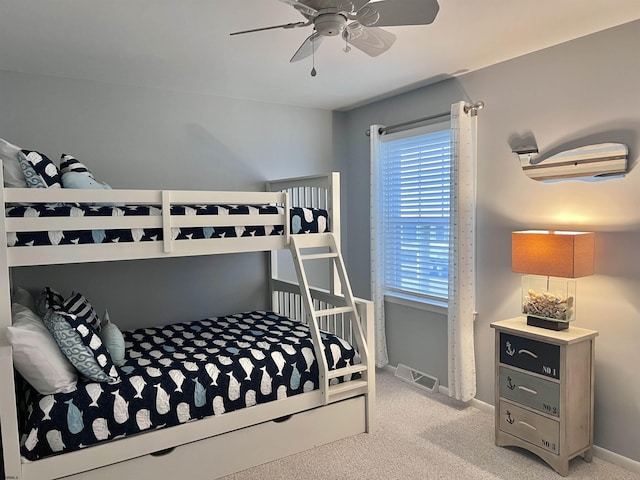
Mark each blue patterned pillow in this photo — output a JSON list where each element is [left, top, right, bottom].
[[43, 309, 120, 384], [17, 152, 48, 188], [63, 291, 101, 332], [19, 150, 61, 188]]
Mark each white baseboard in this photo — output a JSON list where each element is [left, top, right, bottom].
[[381, 364, 640, 474], [593, 446, 640, 474]]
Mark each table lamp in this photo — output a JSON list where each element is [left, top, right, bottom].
[[512, 230, 594, 330]]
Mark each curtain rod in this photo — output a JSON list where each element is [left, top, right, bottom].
[[365, 100, 484, 136]]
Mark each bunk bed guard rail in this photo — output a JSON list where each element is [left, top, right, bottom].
[[0, 187, 291, 267]]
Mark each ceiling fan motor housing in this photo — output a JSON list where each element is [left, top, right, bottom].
[[315, 13, 347, 36]]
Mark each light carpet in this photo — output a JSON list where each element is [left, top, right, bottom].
[[221, 369, 640, 480]]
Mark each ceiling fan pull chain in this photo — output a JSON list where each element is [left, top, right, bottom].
[[343, 30, 351, 52], [311, 36, 317, 77]]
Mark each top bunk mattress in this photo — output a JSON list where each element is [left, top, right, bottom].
[[6, 203, 329, 247]]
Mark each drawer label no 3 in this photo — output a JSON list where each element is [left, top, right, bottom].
[[499, 401, 560, 455]]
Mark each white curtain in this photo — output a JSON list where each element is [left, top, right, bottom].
[[369, 124, 389, 368], [447, 101, 477, 402]]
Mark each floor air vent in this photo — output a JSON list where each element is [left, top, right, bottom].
[[395, 363, 439, 393]]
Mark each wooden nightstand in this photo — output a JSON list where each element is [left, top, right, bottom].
[[490, 317, 598, 476]]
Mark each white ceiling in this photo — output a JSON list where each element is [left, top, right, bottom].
[[1, 0, 640, 111]]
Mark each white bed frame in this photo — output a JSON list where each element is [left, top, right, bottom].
[[0, 170, 375, 480]]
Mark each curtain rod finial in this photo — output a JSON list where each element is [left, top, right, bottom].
[[464, 101, 485, 115]]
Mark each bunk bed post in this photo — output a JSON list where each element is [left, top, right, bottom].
[[328, 172, 341, 296], [357, 298, 376, 433], [0, 162, 23, 480], [161, 190, 172, 253], [267, 193, 288, 312]]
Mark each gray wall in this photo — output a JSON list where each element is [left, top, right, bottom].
[[0, 70, 344, 330], [340, 20, 640, 462]]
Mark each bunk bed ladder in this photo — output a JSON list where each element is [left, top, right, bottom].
[[289, 233, 369, 404]]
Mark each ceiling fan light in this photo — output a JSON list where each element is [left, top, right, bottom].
[[314, 13, 347, 36]]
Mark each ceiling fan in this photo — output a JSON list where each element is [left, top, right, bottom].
[[230, 0, 439, 72]]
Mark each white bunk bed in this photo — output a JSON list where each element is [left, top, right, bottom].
[[0, 169, 375, 480]]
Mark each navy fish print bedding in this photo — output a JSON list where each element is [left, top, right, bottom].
[[6, 204, 329, 247], [17, 311, 357, 461]]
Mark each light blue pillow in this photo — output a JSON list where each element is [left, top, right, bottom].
[[99, 310, 125, 366], [43, 309, 120, 384], [61, 171, 111, 190], [61, 171, 123, 206]]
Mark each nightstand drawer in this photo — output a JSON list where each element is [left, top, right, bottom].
[[499, 366, 560, 416], [499, 332, 560, 379], [499, 401, 560, 455]]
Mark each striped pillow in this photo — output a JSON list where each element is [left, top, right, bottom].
[[63, 291, 101, 332], [36, 287, 65, 318], [60, 154, 95, 178]]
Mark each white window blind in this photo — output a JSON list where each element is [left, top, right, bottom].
[[380, 123, 451, 302]]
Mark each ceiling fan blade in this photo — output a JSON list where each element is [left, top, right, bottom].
[[293, 0, 345, 11], [360, 0, 439, 27], [349, 0, 372, 12], [290, 33, 324, 62], [345, 23, 396, 57], [278, 0, 318, 17], [306, 0, 371, 13], [230, 21, 308, 36]]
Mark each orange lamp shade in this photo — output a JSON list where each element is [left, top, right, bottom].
[[512, 231, 595, 278]]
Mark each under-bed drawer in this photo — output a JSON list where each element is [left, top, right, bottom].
[[59, 396, 366, 480]]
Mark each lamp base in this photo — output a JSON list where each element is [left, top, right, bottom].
[[526, 316, 569, 331]]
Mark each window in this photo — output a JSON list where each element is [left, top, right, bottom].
[[379, 122, 451, 304]]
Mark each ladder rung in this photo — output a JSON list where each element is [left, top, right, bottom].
[[328, 379, 368, 396], [290, 232, 334, 248], [300, 252, 339, 261], [327, 364, 368, 379], [313, 306, 353, 318]]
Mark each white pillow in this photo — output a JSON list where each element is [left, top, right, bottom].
[[0, 137, 28, 188], [12, 286, 38, 313], [7, 303, 78, 394]]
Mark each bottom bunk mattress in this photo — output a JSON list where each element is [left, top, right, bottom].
[[17, 310, 358, 461]]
